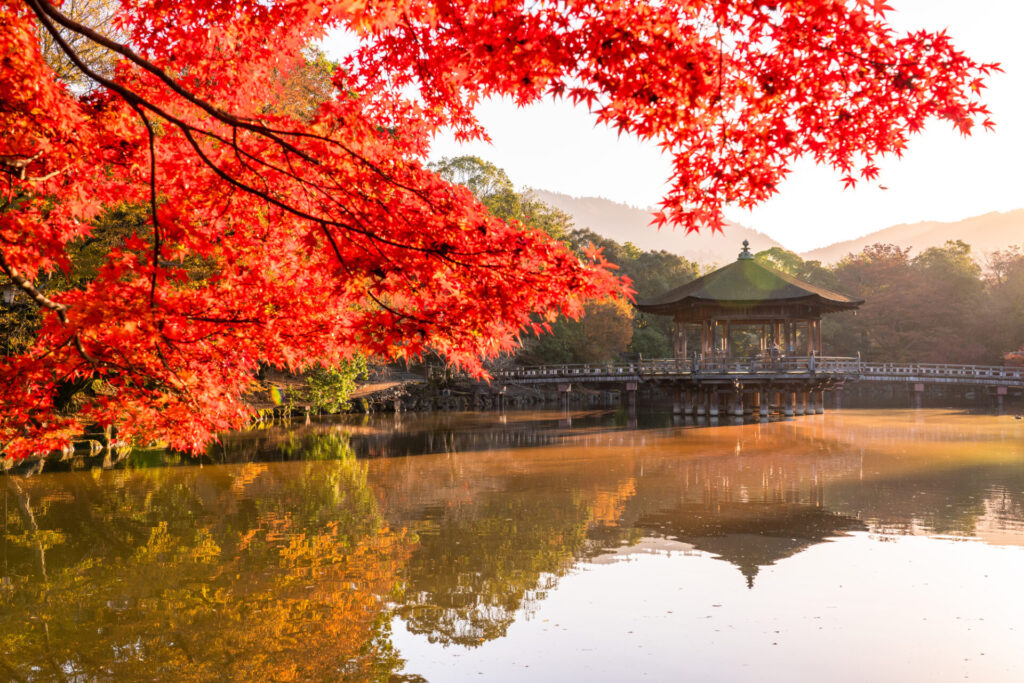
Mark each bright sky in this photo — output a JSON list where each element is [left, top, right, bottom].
[[328, 1, 1023, 252]]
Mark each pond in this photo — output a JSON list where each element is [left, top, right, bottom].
[[2, 408, 1023, 681]]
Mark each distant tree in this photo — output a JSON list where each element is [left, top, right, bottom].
[[432, 156, 573, 241], [580, 297, 634, 363], [754, 247, 838, 290], [265, 46, 339, 122], [827, 241, 999, 364], [564, 229, 700, 358], [754, 247, 806, 276], [829, 244, 917, 360], [908, 241, 986, 362], [985, 246, 1024, 364]]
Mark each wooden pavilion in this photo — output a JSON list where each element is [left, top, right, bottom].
[[637, 241, 863, 361]]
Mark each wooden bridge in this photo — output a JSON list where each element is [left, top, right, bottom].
[[492, 357, 1024, 415], [495, 357, 1024, 387]]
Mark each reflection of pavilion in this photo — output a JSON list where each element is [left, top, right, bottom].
[[636, 502, 865, 588]]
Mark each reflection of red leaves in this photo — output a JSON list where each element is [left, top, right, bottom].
[[0, 0, 995, 458]]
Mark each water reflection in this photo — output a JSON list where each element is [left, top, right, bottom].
[[1, 439, 415, 681], [1, 409, 1023, 680]]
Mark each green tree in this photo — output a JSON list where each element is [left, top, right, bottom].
[[431, 156, 573, 241], [563, 229, 699, 359], [304, 356, 368, 413], [754, 247, 837, 290]]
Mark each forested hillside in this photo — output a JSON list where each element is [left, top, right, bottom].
[[758, 243, 1024, 365], [802, 210, 1024, 264]]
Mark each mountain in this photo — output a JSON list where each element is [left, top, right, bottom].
[[800, 210, 1024, 263], [530, 189, 784, 266]]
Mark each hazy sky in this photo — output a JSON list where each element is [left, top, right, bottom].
[[328, 1, 1022, 252]]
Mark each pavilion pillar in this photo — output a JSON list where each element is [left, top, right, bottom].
[[806, 321, 814, 356], [724, 322, 732, 359], [681, 323, 688, 360]]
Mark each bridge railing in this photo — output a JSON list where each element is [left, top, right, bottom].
[[493, 358, 1024, 384], [493, 356, 860, 380], [859, 362, 1024, 381]]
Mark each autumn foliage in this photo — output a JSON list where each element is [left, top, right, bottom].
[[0, 0, 996, 458]]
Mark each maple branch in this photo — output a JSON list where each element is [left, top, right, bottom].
[[125, 101, 162, 309], [25, 0, 444, 212], [0, 249, 69, 323], [0, 242, 100, 367], [24, 165, 71, 184], [0, 151, 43, 180], [28, 0, 519, 279]]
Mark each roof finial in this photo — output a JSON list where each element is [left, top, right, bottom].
[[738, 239, 754, 260]]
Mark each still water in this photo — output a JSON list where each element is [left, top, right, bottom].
[[2, 408, 1023, 681]]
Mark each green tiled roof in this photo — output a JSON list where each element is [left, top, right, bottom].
[[637, 257, 862, 314]]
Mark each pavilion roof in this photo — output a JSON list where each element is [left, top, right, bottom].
[[636, 244, 863, 316]]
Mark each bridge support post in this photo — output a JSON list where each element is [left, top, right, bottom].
[[759, 389, 769, 418], [558, 383, 571, 411], [912, 383, 924, 409], [783, 391, 794, 417], [995, 385, 1007, 414], [709, 388, 719, 417], [684, 387, 694, 415], [832, 386, 843, 410], [794, 391, 806, 416], [673, 387, 683, 415], [696, 387, 706, 417], [625, 382, 637, 413], [743, 391, 754, 416], [814, 390, 825, 414]]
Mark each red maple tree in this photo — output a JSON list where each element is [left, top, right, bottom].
[[0, 0, 996, 458]]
